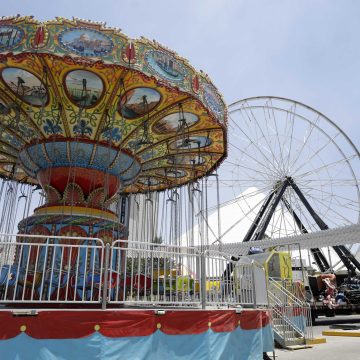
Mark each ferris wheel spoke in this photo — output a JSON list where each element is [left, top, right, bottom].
[[205, 179, 268, 188], [230, 115, 282, 174], [218, 192, 273, 242], [224, 157, 270, 178], [275, 204, 287, 237], [228, 131, 282, 180], [291, 132, 341, 175], [284, 103, 297, 172], [213, 178, 275, 182], [224, 166, 271, 185], [287, 114, 321, 171], [284, 202, 300, 236], [258, 115, 282, 171], [281, 201, 293, 237], [300, 187, 357, 215], [227, 144, 279, 179], [296, 178, 357, 185], [275, 206, 284, 238], [235, 185, 274, 202], [268, 205, 278, 238], [265, 100, 287, 171], [206, 184, 273, 212], [297, 185, 358, 210], [300, 191, 354, 226], [244, 102, 284, 171], [295, 154, 357, 179]]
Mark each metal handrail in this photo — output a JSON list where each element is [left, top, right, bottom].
[[268, 292, 305, 336], [268, 277, 306, 308], [268, 277, 313, 346], [0, 238, 266, 310]]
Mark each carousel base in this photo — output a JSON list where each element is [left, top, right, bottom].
[[0, 309, 273, 360]]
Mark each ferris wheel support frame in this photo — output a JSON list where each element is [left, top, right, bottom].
[[229, 176, 360, 275], [250, 180, 288, 242], [281, 197, 330, 272], [290, 178, 360, 275]]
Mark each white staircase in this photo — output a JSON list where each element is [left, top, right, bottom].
[[268, 278, 313, 348]]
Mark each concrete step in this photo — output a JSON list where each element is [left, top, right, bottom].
[[285, 344, 313, 350], [274, 330, 304, 339], [274, 331, 306, 348], [273, 325, 304, 336]]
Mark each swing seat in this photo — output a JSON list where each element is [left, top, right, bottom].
[[0, 265, 20, 287], [17, 271, 43, 287]]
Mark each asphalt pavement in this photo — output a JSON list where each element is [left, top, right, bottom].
[[271, 315, 360, 360]]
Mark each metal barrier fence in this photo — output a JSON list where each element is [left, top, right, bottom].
[[0, 234, 104, 304], [108, 240, 202, 307], [204, 250, 256, 307], [0, 235, 266, 309]]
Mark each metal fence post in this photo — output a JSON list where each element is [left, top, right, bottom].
[[200, 251, 206, 309], [251, 261, 257, 308], [102, 243, 111, 310]]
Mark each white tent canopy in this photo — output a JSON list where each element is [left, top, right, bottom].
[[180, 187, 298, 248]]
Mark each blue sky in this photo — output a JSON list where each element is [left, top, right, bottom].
[[3, 0, 360, 147]]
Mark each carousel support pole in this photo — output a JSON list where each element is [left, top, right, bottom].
[[200, 251, 206, 309], [102, 243, 111, 310]]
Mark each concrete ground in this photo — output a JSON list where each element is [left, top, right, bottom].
[[271, 315, 360, 360]]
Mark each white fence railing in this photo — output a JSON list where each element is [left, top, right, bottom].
[[0, 235, 267, 309], [108, 240, 201, 307], [0, 234, 104, 304], [204, 250, 268, 307]]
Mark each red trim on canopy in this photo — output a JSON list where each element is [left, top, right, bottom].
[[0, 309, 271, 340]]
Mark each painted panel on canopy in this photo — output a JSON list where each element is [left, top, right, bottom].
[[153, 112, 199, 134], [118, 87, 161, 119], [202, 83, 225, 122], [119, 91, 190, 150], [0, 57, 58, 140], [149, 98, 221, 142], [145, 50, 188, 82], [1, 67, 48, 107], [65, 70, 104, 108], [0, 25, 25, 51], [58, 28, 114, 57]]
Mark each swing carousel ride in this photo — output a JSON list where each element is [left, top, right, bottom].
[[0, 16, 227, 243]]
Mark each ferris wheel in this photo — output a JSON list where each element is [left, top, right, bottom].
[[218, 96, 360, 272]]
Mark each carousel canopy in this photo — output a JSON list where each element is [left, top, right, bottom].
[[0, 16, 227, 193]]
